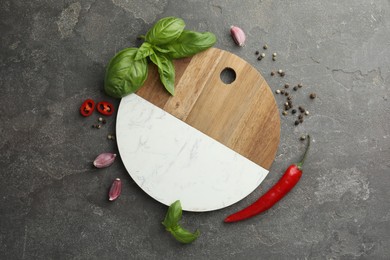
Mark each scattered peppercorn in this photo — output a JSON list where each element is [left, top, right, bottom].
[[257, 56, 262, 61], [293, 86, 298, 91], [284, 84, 290, 89], [281, 90, 285, 94], [92, 125, 96, 128], [272, 53, 277, 57], [275, 89, 281, 94], [278, 69, 283, 74], [298, 114, 304, 120], [98, 117, 103, 122], [305, 110, 309, 115], [263, 44, 268, 50], [310, 93, 317, 99], [292, 109, 297, 114], [299, 118, 304, 123], [96, 124, 101, 129], [294, 120, 299, 126], [284, 92, 289, 96], [272, 57, 276, 61], [102, 119, 107, 124], [298, 83, 303, 88], [287, 96, 292, 100], [261, 53, 266, 58], [299, 106, 305, 113], [271, 71, 275, 76], [255, 51, 259, 55], [282, 111, 288, 116], [280, 72, 285, 77], [300, 135, 306, 141]]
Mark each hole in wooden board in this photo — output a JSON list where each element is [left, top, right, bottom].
[[220, 67, 236, 84]]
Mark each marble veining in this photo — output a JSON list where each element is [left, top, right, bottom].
[[116, 94, 269, 212]]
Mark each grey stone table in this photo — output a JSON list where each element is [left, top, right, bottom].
[[1, 0, 389, 259]]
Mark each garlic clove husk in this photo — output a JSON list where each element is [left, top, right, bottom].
[[109, 178, 122, 201], [93, 153, 117, 168], [230, 26, 246, 47]]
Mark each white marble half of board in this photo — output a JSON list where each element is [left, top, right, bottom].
[[116, 94, 269, 212]]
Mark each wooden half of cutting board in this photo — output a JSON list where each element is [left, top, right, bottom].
[[136, 48, 280, 170]]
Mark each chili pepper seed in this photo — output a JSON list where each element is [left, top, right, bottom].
[[310, 93, 317, 99], [107, 134, 112, 140], [305, 110, 309, 115], [278, 69, 283, 74], [98, 117, 103, 122]]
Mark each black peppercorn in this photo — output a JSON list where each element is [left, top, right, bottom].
[[310, 93, 317, 99], [298, 114, 304, 120], [284, 92, 289, 96], [298, 83, 303, 88], [257, 56, 262, 60], [271, 71, 275, 76], [284, 84, 290, 89], [263, 45, 268, 50], [287, 96, 292, 101], [281, 90, 285, 94], [299, 118, 304, 123], [294, 120, 299, 126], [292, 109, 297, 114], [280, 72, 285, 77], [255, 51, 260, 55], [293, 86, 298, 91]]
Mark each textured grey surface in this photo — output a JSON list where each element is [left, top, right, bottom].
[[1, 0, 389, 259]]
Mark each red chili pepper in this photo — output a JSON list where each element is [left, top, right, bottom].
[[97, 101, 114, 116], [224, 135, 311, 223], [80, 99, 95, 117]]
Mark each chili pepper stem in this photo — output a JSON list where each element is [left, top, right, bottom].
[[296, 135, 310, 169]]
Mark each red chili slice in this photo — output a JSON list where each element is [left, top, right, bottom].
[[97, 101, 114, 116], [80, 99, 95, 117]]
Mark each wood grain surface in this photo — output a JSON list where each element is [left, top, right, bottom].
[[136, 48, 280, 170]]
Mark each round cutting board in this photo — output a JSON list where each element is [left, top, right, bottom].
[[116, 48, 280, 211]]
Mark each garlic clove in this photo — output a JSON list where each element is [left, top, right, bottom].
[[230, 26, 246, 47], [93, 153, 117, 168], [109, 178, 122, 201]]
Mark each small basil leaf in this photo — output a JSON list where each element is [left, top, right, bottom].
[[162, 200, 182, 229], [150, 52, 175, 95], [145, 17, 185, 45], [152, 45, 171, 54], [169, 225, 200, 244], [104, 48, 148, 98], [160, 30, 217, 59], [134, 42, 154, 61]]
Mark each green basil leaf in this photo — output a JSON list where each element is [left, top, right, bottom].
[[152, 45, 171, 54], [134, 42, 154, 61], [162, 200, 182, 229], [145, 17, 185, 45], [169, 225, 200, 244], [104, 48, 148, 98], [150, 52, 175, 95], [160, 30, 217, 59]]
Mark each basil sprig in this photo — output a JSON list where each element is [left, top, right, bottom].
[[104, 17, 216, 98], [162, 200, 200, 244]]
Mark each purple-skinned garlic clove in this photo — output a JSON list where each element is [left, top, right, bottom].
[[230, 26, 246, 47], [93, 153, 116, 168], [109, 178, 122, 201]]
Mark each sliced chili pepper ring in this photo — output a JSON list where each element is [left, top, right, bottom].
[[80, 99, 95, 117], [97, 101, 114, 116]]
